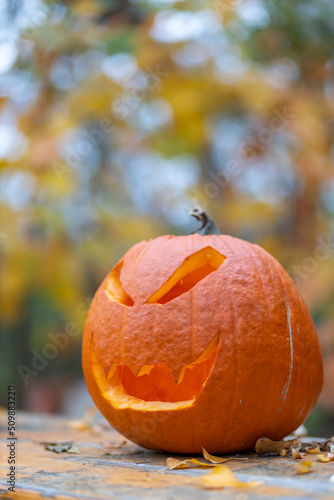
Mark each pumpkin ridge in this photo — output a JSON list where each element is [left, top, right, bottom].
[[189, 287, 197, 451], [235, 237, 253, 257], [281, 286, 302, 434], [227, 263, 239, 446], [253, 252, 275, 434], [275, 264, 296, 422], [120, 307, 126, 366]]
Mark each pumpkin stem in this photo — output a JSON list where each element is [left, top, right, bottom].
[[189, 207, 221, 236]]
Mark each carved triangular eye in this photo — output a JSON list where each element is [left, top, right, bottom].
[[105, 261, 134, 306], [147, 247, 226, 305]]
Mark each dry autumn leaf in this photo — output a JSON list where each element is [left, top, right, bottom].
[[166, 458, 217, 470], [292, 448, 307, 459], [166, 449, 249, 470], [70, 406, 97, 431], [321, 438, 334, 452], [201, 447, 248, 464], [202, 447, 227, 463], [101, 439, 128, 450], [41, 442, 81, 454], [306, 437, 334, 452], [66, 446, 81, 454], [255, 437, 301, 456], [199, 466, 263, 490], [317, 453, 334, 463], [296, 460, 312, 474], [306, 446, 321, 454]]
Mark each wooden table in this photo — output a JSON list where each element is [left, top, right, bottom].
[[1, 412, 333, 499]]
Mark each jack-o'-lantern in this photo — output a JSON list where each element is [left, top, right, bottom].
[[82, 209, 323, 454]]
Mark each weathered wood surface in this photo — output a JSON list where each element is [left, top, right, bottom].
[[0, 413, 334, 499]]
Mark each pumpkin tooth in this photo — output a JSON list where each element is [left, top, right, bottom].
[[137, 365, 155, 377], [128, 364, 142, 377], [170, 366, 183, 384], [107, 362, 118, 379], [178, 366, 186, 384]]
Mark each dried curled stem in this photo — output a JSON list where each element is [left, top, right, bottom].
[[189, 208, 221, 236]]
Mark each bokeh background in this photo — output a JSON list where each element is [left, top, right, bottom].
[[0, 0, 333, 436]]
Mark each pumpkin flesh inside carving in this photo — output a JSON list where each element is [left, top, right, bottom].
[[147, 246, 226, 304], [105, 261, 134, 306], [92, 333, 219, 409]]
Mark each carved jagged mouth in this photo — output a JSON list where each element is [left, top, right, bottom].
[[93, 333, 219, 406]]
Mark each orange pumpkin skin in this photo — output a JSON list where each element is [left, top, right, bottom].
[[82, 232, 323, 454]]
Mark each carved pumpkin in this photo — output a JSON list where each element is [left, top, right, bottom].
[[82, 209, 323, 454]]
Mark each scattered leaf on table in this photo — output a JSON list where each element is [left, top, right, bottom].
[[321, 437, 334, 452], [306, 437, 334, 452], [202, 447, 226, 463], [167, 451, 249, 470], [42, 441, 81, 454], [306, 446, 321, 454], [103, 450, 141, 457], [71, 421, 88, 431], [296, 460, 312, 474], [199, 465, 263, 489], [255, 437, 301, 456], [318, 453, 334, 463], [66, 446, 81, 454], [166, 458, 217, 470], [292, 448, 307, 459], [70, 406, 97, 431], [201, 447, 248, 464], [101, 439, 128, 450]]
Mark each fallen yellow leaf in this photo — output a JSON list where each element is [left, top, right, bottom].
[[296, 460, 312, 474], [306, 446, 321, 454], [166, 449, 249, 470], [70, 406, 97, 431], [166, 458, 217, 470], [188, 459, 218, 468], [317, 453, 334, 463], [202, 447, 227, 463], [201, 447, 248, 464], [292, 448, 307, 459], [200, 466, 263, 490]]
